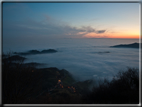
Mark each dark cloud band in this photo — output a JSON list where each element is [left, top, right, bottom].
[[96, 30, 106, 34]]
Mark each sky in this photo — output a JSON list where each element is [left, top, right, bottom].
[[2, 2, 140, 41]]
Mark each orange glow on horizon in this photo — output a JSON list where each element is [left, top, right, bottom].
[[107, 35, 139, 39], [106, 33, 139, 39], [82, 32, 139, 39]]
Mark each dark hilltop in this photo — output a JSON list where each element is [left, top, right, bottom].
[[2, 52, 139, 104], [14, 49, 57, 55], [110, 42, 140, 48]]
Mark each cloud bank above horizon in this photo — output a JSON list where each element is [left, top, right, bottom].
[[3, 3, 139, 40]]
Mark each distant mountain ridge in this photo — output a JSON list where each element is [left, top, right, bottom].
[[14, 49, 57, 55], [110, 42, 140, 48]]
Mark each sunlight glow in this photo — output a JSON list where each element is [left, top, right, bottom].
[[82, 32, 139, 39]]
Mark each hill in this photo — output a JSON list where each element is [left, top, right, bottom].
[[110, 42, 140, 48], [2, 54, 139, 104], [14, 49, 57, 55]]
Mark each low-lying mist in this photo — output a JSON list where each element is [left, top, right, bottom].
[[23, 45, 139, 81]]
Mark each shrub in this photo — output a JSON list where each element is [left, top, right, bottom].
[[2, 54, 43, 104], [82, 68, 139, 104]]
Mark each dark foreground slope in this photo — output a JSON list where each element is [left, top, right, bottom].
[[2, 54, 139, 104], [110, 42, 140, 48], [82, 68, 139, 104], [2, 54, 92, 104]]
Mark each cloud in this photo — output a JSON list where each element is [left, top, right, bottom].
[[3, 14, 106, 39], [78, 26, 106, 35], [43, 14, 51, 20], [81, 26, 95, 33], [96, 30, 106, 34]]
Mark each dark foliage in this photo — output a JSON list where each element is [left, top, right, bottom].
[[82, 68, 139, 104], [2, 53, 139, 104], [2, 54, 43, 104]]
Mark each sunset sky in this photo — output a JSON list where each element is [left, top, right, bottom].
[[3, 3, 140, 39]]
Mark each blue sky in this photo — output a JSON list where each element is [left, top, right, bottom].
[[3, 2, 140, 41]]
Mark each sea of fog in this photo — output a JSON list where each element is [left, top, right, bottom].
[[3, 38, 139, 81]]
